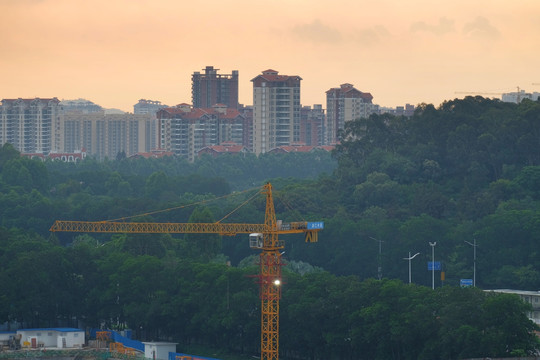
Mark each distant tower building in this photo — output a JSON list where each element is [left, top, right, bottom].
[[192, 66, 239, 109], [61, 98, 103, 114], [0, 98, 64, 153], [251, 69, 302, 154], [326, 84, 375, 144], [300, 104, 325, 146], [133, 99, 167, 117]]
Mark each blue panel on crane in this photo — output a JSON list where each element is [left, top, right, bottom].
[[307, 222, 324, 230]]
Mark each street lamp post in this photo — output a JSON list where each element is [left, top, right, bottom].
[[370, 236, 384, 280], [465, 239, 478, 287], [429, 242, 437, 289], [403, 252, 420, 284]]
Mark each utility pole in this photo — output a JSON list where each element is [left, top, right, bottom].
[[370, 237, 384, 280], [403, 252, 420, 284], [429, 242, 437, 289], [465, 239, 478, 287]]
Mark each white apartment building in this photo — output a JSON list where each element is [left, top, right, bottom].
[[0, 98, 64, 154], [251, 70, 302, 155], [326, 84, 376, 144]]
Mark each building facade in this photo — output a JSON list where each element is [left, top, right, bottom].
[[192, 66, 239, 109], [0, 98, 64, 154], [326, 83, 375, 144], [157, 104, 248, 162], [251, 69, 302, 155], [63, 112, 155, 160], [300, 104, 325, 146]]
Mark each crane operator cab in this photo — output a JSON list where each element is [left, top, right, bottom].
[[249, 233, 264, 249]]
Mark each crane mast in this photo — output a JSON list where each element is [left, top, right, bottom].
[[50, 183, 322, 360]]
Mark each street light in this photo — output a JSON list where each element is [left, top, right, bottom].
[[465, 239, 478, 287], [429, 242, 437, 289], [370, 236, 384, 280], [403, 252, 420, 284]]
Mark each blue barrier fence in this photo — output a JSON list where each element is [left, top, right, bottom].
[[168, 352, 221, 360], [90, 329, 144, 352]]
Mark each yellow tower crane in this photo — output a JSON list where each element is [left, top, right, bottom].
[[50, 182, 323, 360]]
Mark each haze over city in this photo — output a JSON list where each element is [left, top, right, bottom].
[[2, 0, 539, 112]]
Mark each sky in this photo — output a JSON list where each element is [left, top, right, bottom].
[[1, 0, 540, 112]]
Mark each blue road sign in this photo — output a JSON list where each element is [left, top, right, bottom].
[[427, 261, 441, 271], [460, 279, 473, 287]]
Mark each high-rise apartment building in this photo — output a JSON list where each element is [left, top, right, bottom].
[[157, 104, 248, 162], [0, 98, 64, 154], [64, 112, 155, 160], [300, 105, 325, 146], [192, 66, 239, 109], [326, 83, 375, 144], [251, 69, 302, 154]]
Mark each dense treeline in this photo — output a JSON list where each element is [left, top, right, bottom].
[[1, 96, 540, 359], [0, 232, 537, 359]]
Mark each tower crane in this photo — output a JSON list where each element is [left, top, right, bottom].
[[50, 182, 323, 360]]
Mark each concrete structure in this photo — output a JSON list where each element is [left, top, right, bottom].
[[502, 90, 540, 104], [143, 342, 177, 360], [22, 149, 87, 163], [64, 112, 156, 160], [251, 69, 302, 155], [326, 84, 375, 144], [488, 289, 540, 325], [192, 66, 239, 109], [157, 104, 248, 162], [0, 98, 64, 154], [17, 328, 84, 348]]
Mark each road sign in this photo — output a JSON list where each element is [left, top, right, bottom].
[[460, 279, 473, 287], [427, 261, 441, 271]]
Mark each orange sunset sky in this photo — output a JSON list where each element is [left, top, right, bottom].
[[1, 0, 539, 112]]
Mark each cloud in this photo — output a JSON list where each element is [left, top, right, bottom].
[[410, 17, 455, 35], [350, 25, 390, 46], [463, 16, 500, 40], [291, 19, 342, 44]]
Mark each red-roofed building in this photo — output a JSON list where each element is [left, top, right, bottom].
[[326, 84, 376, 144], [197, 141, 250, 157], [251, 70, 302, 155], [129, 149, 174, 159], [157, 104, 249, 162], [267, 144, 335, 154]]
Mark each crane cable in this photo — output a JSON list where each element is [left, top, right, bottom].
[[275, 190, 306, 222], [106, 186, 260, 222], [216, 187, 263, 223]]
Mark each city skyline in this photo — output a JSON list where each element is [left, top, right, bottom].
[[1, 0, 539, 112]]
